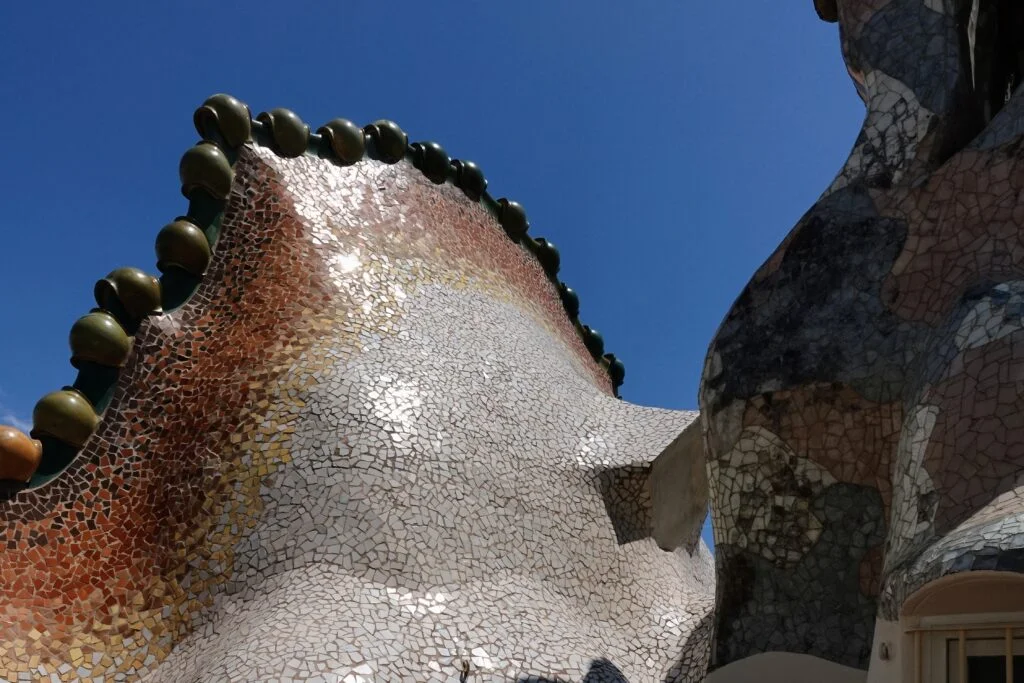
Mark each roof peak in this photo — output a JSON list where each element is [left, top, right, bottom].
[[0, 93, 626, 491]]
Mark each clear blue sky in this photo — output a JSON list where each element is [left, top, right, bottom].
[[0, 2, 864, 549]]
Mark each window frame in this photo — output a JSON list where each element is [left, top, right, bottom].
[[905, 612, 1024, 683]]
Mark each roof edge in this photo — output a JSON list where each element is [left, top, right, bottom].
[[0, 93, 626, 493]]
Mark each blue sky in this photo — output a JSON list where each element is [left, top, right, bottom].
[[0, 2, 863, 548]]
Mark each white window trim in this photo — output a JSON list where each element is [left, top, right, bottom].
[[916, 612, 1024, 629], [904, 615, 1024, 683]]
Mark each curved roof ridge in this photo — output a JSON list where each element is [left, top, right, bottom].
[[243, 99, 623, 390], [0, 93, 626, 492]]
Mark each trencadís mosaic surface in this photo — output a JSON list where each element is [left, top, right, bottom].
[[0, 96, 713, 681], [9, 1, 1024, 680], [702, 0, 1024, 672]]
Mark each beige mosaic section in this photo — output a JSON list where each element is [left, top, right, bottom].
[[131, 147, 716, 682]]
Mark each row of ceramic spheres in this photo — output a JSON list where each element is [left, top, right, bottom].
[[0, 93, 626, 484], [0, 267, 165, 484], [226, 97, 625, 382]]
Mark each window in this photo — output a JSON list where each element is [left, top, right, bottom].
[[900, 572, 1024, 683], [945, 632, 1024, 682], [909, 622, 1024, 682]]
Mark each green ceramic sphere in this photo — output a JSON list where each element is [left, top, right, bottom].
[[582, 325, 605, 360], [94, 267, 162, 320], [179, 141, 233, 200], [558, 283, 580, 318], [453, 160, 487, 201], [532, 237, 561, 277], [32, 388, 99, 449], [318, 118, 366, 165], [69, 311, 132, 368], [412, 141, 450, 184], [604, 353, 626, 389], [194, 93, 252, 148], [257, 108, 310, 158], [156, 219, 212, 277], [498, 198, 529, 241], [364, 120, 408, 163]]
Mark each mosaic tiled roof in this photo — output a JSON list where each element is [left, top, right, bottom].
[[0, 94, 627, 489], [0, 93, 714, 682]]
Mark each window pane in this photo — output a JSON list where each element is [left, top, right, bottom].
[[967, 655, 1004, 682]]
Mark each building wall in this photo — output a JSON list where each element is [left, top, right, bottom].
[[700, 0, 1024, 671], [0, 137, 714, 681], [868, 572, 1024, 683]]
